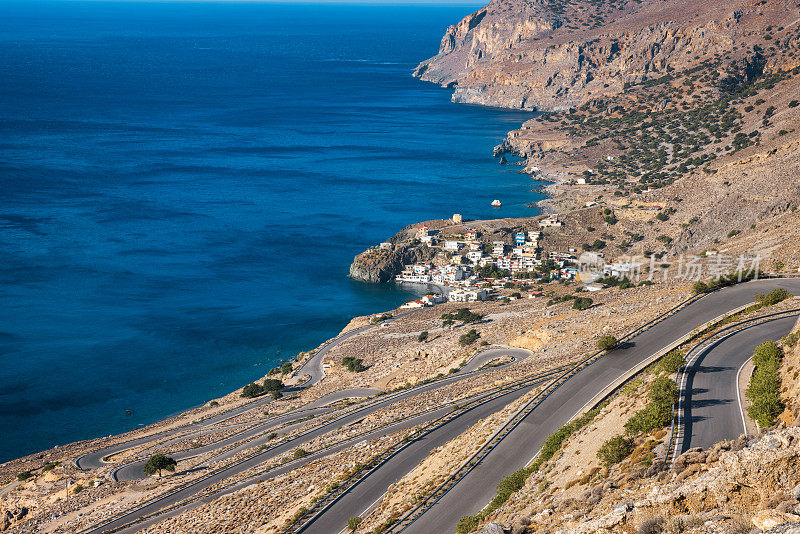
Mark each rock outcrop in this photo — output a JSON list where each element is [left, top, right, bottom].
[[349, 245, 437, 283]]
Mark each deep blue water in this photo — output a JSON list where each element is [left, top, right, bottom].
[[0, 1, 541, 461]]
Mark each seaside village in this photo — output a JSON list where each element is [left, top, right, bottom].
[[389, 215, 639, 310]]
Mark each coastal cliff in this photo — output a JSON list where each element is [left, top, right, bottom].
[[414, 0, 794, 111]]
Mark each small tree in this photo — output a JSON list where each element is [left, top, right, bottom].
[[572, 297, 593, 311], [241, 383, 264, 398], [280, 362, 294, 375], [417, 331, 429, 342], [263, 378, 284, 392], [348, 516, 363, 532], [143, 454, 177, 477], [342, 356, 366, 372], [597, 335, 618, 351], [459, 329, 480, 346]]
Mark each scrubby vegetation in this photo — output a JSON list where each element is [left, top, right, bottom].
[[533, 61, 794, 195], [572, 296, 594, 310], [442, 308, 483, 324], [655, 349, 686, 374], [597, 335, 618, 351], [755, 288, 793, 307], [624, 377, 678, 435], [746, 341, 784, 426], [459, 329, 480, 346], [597, 435, 634, 466], [342, 356, 367, 373]]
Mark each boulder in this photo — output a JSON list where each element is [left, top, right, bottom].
[[612, 502, 632, 514], [479, 523, 507, 534], [752, 509, 800, 530]]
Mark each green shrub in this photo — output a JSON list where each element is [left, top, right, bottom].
[[263, 378, 284, 392], [347, 516, 362, 532], [755, 288, 792, 307], [782, 331, 800, 348], [371, 313, 392, 324], [624, 377, 677, 435], [657, 350, 686, 374], [293, 448, 309, 459], [459, 329, 480, 346], [572, 297, 594, 310], [41, 462, 58, 472], [746, 341, 784, 426], [597, 335, 618, 351], [17, 471, 33, 481], [241, 383, 264, 398], [457, 467, 535, 533], [342, 356, 366, 372], [417, 331, 428, 342], [597, 435, 634, 466], [456, 515, 483, 534], [442, 308, 483, 324]]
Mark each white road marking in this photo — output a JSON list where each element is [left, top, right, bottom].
[[735, 357, 751, 436]]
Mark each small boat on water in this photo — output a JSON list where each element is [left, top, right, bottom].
[[491, 199, 502, 207]]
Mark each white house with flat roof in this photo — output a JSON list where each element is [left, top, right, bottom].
[[448, 288, 487, 302], [539, 215, 563, 228]]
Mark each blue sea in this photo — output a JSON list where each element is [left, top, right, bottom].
[[0, 1, 541, 461]]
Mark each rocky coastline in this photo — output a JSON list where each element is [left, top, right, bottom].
[[349, 245, 437, 284]]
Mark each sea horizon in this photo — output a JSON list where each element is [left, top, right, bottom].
[[0, 0, 543, 461]]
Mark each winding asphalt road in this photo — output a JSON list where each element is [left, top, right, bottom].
[[83, 278, 800, 534], [79, 308, 419, 474], [681, 315, 798, 451], [81, 347, 533, 533], [375, 278, 800, 534], [295, 309, 419, 387]]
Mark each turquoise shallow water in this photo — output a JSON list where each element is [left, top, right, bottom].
[[0, 1, 542, 461]]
